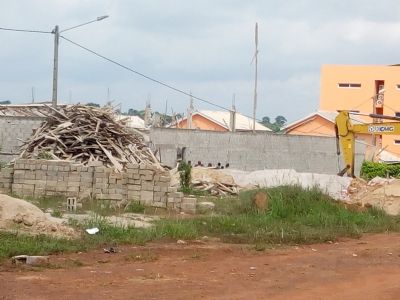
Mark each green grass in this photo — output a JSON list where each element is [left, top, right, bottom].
[[1, 185, 400, 261]]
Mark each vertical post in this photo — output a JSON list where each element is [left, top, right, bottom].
[[253, 22, 258, 133], [187, 94, 194, 129], [52, 25, 59, 107], [230, 94, 236, 132]]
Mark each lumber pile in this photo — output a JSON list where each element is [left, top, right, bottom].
[[191, 179, 239, 196], [19, 105, 162, 172]]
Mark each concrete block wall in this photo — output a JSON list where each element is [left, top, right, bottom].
[[0, 167, 12, 193], [150, 128, 366, 176], [0, 116, 44, 162], [2, 159, 188, 212]]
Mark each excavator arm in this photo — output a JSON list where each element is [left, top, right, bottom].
[[335, 111, 400, 177]]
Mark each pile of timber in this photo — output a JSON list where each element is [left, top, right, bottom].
[[19, 105, 162, 172], [191, 179, 239, 196]]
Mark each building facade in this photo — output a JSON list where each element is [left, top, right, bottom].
[[320, 64, 400, 154]]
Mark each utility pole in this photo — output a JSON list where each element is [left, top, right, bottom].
[[52, 25, 59, 107], [31, 87, 35, 103], [252, 22, 259, 133], [187, 94, 194, 129], [230, 93, 236, 132]]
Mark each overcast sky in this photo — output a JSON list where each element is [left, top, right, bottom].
[[1, 1, 400, 122]]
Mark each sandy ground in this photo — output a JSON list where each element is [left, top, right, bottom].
[[0, 194, 76, 238], [1, 233, 400, 300]]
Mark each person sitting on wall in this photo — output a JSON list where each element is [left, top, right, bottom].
[[207, 163, 213, 168], [215, 162, 221, 169], [225, 163, 230, 169]]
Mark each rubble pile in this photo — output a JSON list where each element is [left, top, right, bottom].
[[348, 176, 400, 215], [19, 105, 161, 172]]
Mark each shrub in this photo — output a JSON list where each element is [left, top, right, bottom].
[[361, 161, 400, 180], [178, 161, 192, 190]]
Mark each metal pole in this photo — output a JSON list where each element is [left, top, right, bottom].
[[253, 22, 258, 133], [52, 25, 59, 107]]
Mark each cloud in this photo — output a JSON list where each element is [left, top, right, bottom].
[[1, 0, 400, 122]]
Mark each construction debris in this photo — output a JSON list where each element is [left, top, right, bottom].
[[192, 179, 239, 196], [170, 167, 239, 196], [19, 105, 162, 172]]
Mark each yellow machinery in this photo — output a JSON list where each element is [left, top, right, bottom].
[[335, 110, 400, 177]]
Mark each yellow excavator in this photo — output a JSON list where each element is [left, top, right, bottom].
[[335, 110, 400, 177]]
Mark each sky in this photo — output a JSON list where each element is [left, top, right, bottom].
[[1, 1, 400, 122]]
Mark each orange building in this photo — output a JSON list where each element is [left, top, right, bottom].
[[285, 110, 372, 144], [320, 64, 400, 155], [172, 110, 270, 132]]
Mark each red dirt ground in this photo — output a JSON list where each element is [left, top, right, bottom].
[[1, 233, 400, 300]]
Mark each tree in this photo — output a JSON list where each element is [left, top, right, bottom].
[[0, 100, 11, 105], [86, 102, 100, 107], [275, 115, 287, 127], [260, 115, 287, 133], [262, 116, 270, 125]]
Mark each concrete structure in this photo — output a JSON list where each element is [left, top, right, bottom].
[[172, 110, 270, 132], [0, 116, 43, 162], [0, 159, 195, 213], [116, 115, 145, 129], [150, 128, 365, 176], [320, 64, 400, 154]]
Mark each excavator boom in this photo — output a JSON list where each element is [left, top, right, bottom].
[[335, 111, 400, 177]]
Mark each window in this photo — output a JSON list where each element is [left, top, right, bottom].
[[396, 112, 400, 118], [396, 84, 400, 90], [338, 83, 361, 88], [394, 139, 400, 145]]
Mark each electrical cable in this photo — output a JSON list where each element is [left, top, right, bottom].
[[0, 27, 51, 34], [60, 35, 232, 112]]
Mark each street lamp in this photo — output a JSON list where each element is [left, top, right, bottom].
[[51, 15, 109, 107]]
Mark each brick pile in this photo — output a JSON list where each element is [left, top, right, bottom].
[[0, 167, 12, 193], [0, 159, 194, 213]]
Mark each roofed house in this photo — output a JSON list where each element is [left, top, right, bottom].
[[171, 110, 271, 132], [285, 110, 372, 145], [116, 115, 146, 129]]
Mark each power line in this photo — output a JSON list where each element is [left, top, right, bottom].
[[0, 27, 51, 34], [1, 27, 268, 123], [60, 35, 232, 112]]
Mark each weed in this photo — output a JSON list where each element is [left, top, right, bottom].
[[124, 202, 145, 213], [178, 161, 191, 190], [2, 185, 400, 261], [51, 209, 63, 218]]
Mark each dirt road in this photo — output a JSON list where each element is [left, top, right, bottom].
[[2, 234, 400, 300]]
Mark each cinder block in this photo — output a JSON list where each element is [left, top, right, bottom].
[[128, 184, 141, 191], [182, 197, 196, 205], [159, 176, 170, 182], [152, 201, 166, 208], [140, 190, 153, 204]]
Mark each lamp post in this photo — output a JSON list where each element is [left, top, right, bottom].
[[51, 15, 109, 107]]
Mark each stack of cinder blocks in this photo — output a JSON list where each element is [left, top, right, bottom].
[[11, 159, 90, 199], [0, 167, 13, 193], [7, 159, 194, 213]]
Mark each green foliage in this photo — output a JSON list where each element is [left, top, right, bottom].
[[2, 185, 400, 260], [261, 115, 287, 133], [86, 102, 100, 107], [361, 161, 400, 180], [124, 201, 145, 213], [51, 209, 63, 218], [178, 161, 192, 190], [37, 151, 53, 160], [0, 100, 11, 105]]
